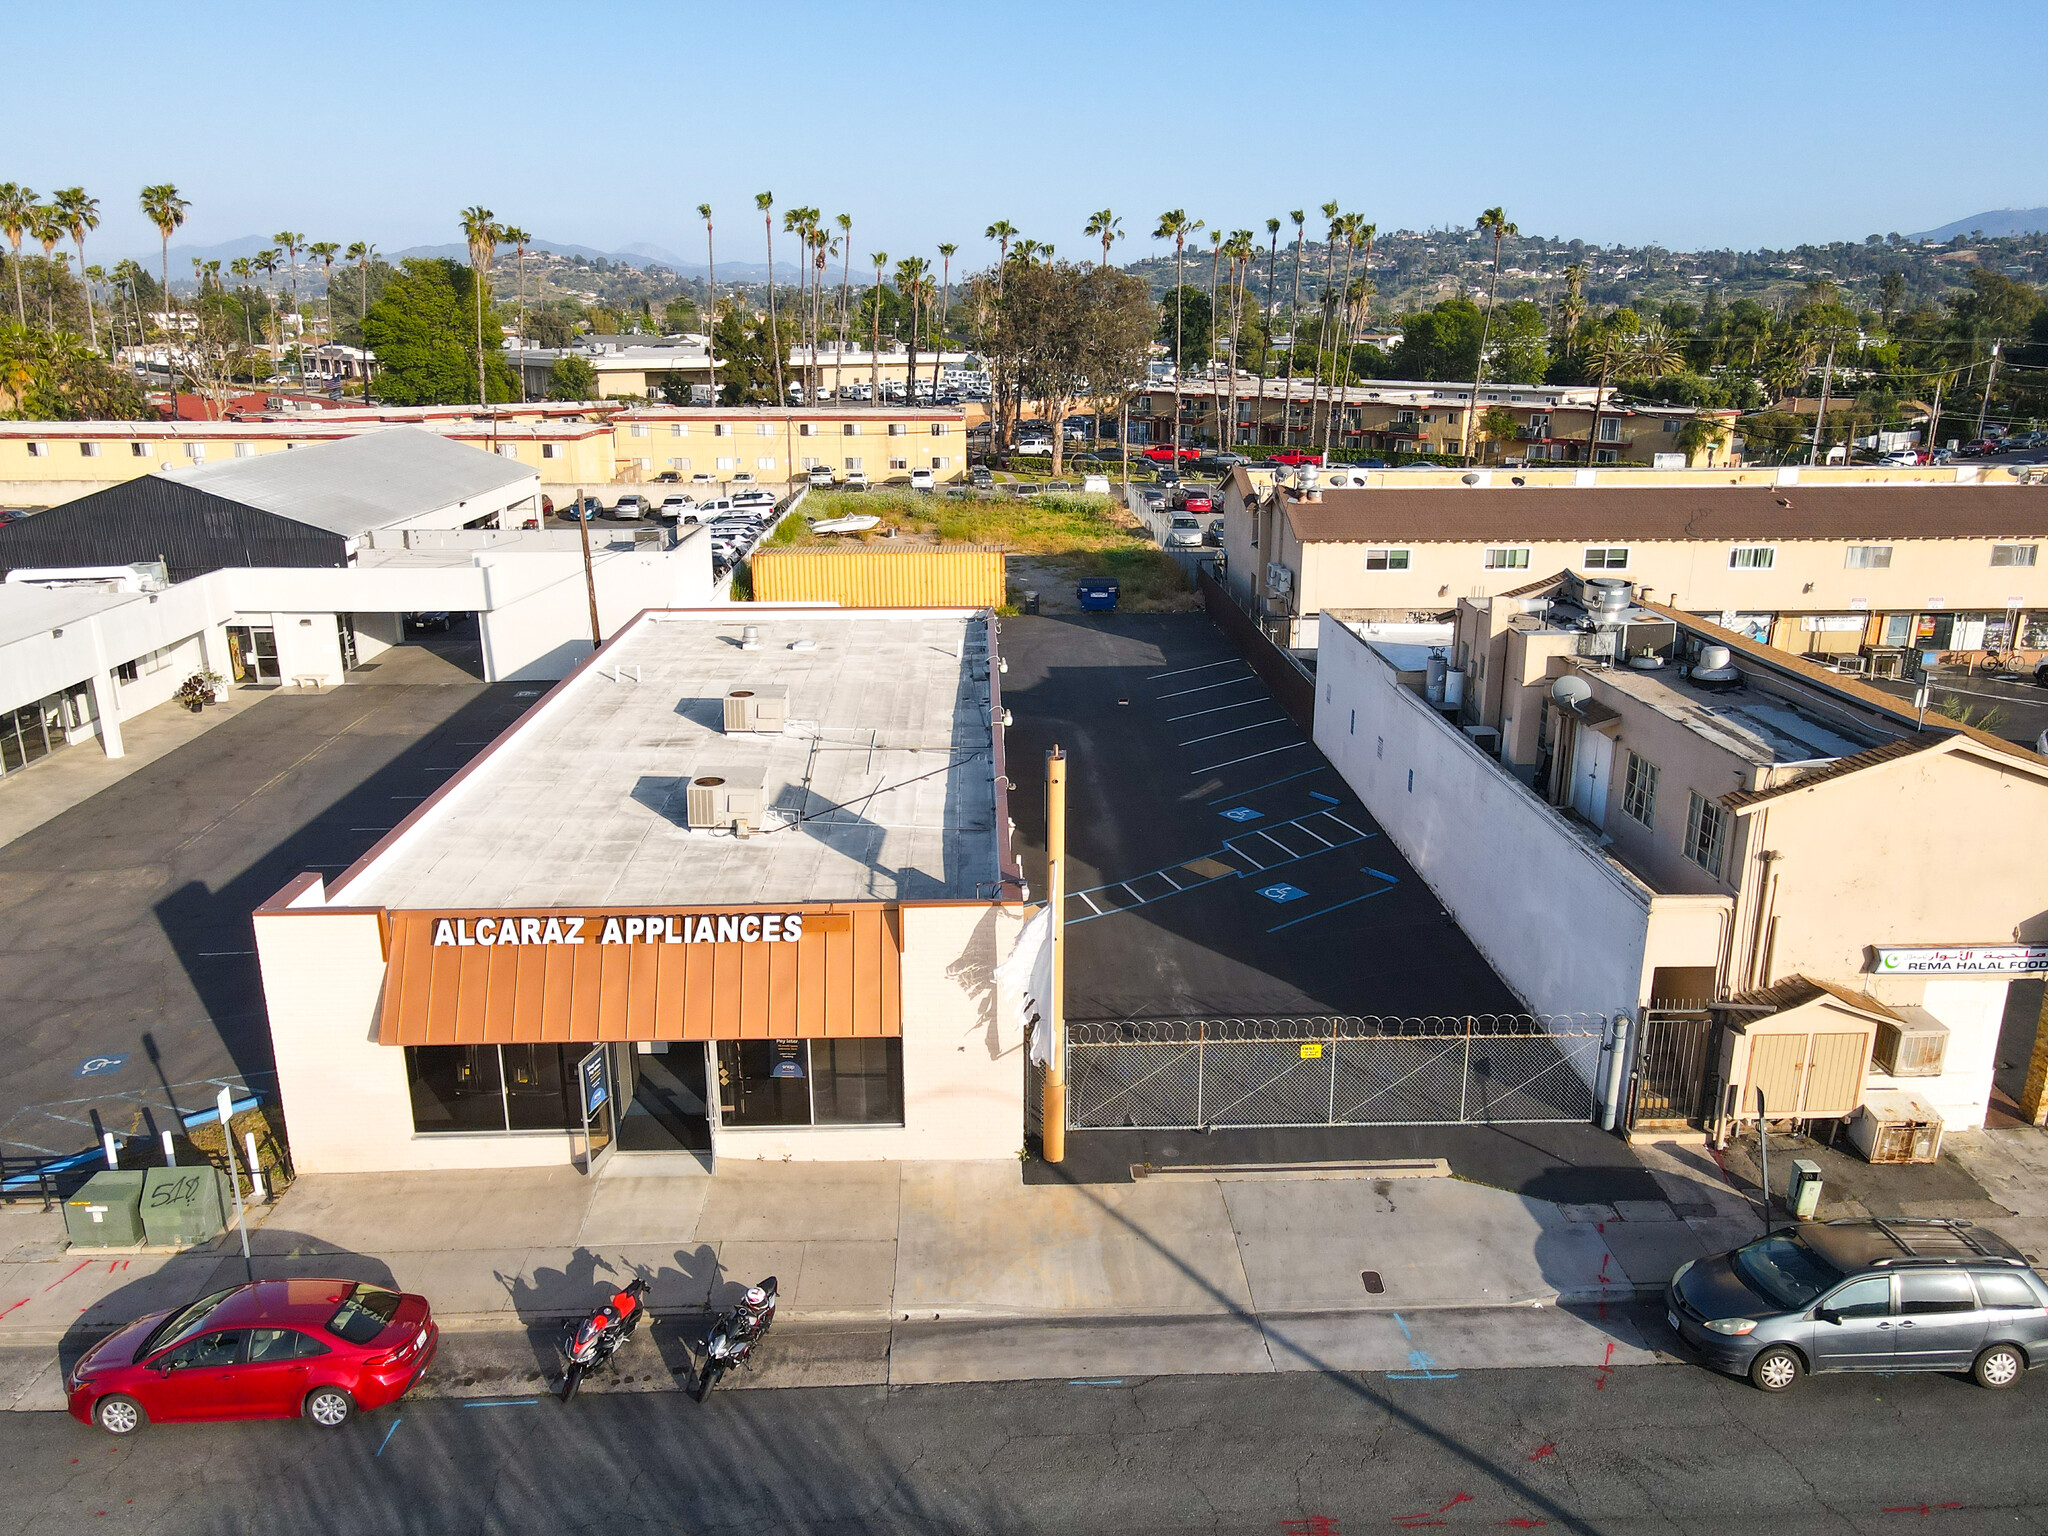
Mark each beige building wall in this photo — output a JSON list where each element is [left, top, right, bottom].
[[255, 892, 1027, 1174]]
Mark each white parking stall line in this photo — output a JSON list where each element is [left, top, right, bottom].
[[1177, 718, 1289, 747], [1166, 698, 1269, 723], [1291, 820, 1335, 849], [1190, 742, 1311, 775], [1157, 674, 1256, 700], [1075, 891, 1103, 915], [1152, 658, 1245, 681], [1322, 815, 1367, 840]]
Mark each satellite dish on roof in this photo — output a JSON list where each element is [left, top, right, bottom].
[[1551, 675, 1593, 708]]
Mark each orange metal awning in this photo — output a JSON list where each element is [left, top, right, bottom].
[[376, 905, 902, 1047]]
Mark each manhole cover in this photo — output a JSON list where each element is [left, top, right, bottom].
[[1361, 1270, 1385, 1294]]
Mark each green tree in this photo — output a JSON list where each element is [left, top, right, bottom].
[[459, 206, 502, 409], [0, 185, 33, 326], [662, 297, 699, 334], [713, 303, 781, 405], [0, 321, 150, 418], [359, 258, 517, 405], [1491, 300, 1549, 384], [1389, 297, 1483, 381], [1156, 285, 1212, 365], [1480, 405, 1520, 462], [52, 189, 100, 349], [546, 354, 597, 400]]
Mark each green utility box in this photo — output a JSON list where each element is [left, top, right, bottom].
[[64, 1171, 147, 1248], [140, 1165, 226, 1248]]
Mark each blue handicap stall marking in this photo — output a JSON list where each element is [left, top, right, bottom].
[[1309, 791, 1340, 804], [1257, 883, 1309, 904], [74, 1054, 130, 1078], [1362, 867, 1400, 885], [1219, 806, 1263, 822]]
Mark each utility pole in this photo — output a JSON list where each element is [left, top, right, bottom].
[[1040, 746, 1068, 1165], [1975, 341, 2002, 439], [1926, 373, 1945, 458], [574, 485, 601, 647], [1806, 334, 1839, 466]]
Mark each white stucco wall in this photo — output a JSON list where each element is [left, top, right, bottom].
[[1863, 976, 2010, 1131], [1313, 614, 1659, 1066]]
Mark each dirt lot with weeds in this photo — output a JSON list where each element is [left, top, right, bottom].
[[759, 489, 1198, 613]]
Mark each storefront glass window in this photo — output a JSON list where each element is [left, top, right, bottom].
[[2022, 613, 2048, 649], [717, 1041, 813, 1126], [813, 1040, 905, 1125], [407, 1046, 506, 1132], [502, 1045, 574, 1129]]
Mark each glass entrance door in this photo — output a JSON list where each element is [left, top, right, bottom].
[[618, 1043, 713, 1153], [226, 625, 280, 683], [577, 1045, 616, 1174], [336, 615, 359, 671]]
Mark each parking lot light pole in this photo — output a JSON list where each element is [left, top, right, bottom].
[[1042, 746, 1068, 1164]]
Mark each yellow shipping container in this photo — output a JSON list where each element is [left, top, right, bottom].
[[751, 547, 1006, 608]]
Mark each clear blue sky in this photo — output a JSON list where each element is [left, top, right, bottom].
[[17, 0, 2045, 275]]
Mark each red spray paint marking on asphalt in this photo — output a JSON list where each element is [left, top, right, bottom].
[[1883, 1505, 1964, 1516], [104, 1260, 129, 1273], [0, 1298, 28, 1322], [1279, 1518, 1341, 1535], [1593, 1340, 1616, 1390], [1499, 1521, 1548, 1529], [45, 1260, 91, 1291], [1527, 1443, 1557, 1462], [1438, 1495, 1475, 1511]]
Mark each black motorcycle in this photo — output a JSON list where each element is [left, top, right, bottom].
[[696, 1277, 777, 1401], [561, 1274, 649, 1401]]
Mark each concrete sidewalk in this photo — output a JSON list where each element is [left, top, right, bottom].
[[0, 1152, 1745, 1411]]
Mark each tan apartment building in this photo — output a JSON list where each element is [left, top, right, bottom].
[[1133, 378, 1739, 466], [1225, 473, 2048, 662], [1314, 588, 2048, 1138], [0, 405, 969, 506]]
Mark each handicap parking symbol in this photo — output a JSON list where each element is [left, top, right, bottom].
[[1257, 883, 1308, 904], [75, 1053, 130, 1078], [1219, 806, 1262, 822]]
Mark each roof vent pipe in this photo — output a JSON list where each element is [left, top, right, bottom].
[[740, 624, 761, 651]]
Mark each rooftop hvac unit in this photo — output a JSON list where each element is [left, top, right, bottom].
[[1845, 1091, 1943, 1165], [685, 766, 767, 833], [722, 685, 788, 734], [1873, 1008, 1950, 1078]]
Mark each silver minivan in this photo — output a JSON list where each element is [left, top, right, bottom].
[[1668, 1218, 2048, 1392]]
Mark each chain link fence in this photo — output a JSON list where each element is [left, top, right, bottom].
[[1065, 1015, 1608, 1131]]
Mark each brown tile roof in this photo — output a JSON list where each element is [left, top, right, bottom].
[[1281, 483, 2048, 545], [1726, 975, 1902, 1022]]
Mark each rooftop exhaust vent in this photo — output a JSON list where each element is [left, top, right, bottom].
[[686, 766, 767, 833], [723, 685, 789, 734], [740, 624, 762, 651]]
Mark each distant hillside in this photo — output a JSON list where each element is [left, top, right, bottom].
[[1909, 208, 2048, 242]]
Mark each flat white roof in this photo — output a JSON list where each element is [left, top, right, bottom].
[[333, 608, 1002, 910], [0, 583, 141, 650]]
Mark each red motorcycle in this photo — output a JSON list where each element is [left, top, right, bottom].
[[561, 1275, 648, 1401]]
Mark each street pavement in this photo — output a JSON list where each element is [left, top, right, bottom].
[[6, 1360, 2048, 1535]]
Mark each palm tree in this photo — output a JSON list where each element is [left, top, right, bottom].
[[1153, 210, 1200, 453], [695, 203, 716, 320], [139, 184, 188, 336], [274, 231, 305, 375], [1309, 202, 1339, 449], [255, 248, 281, 371], [1280, 210, 1306, 437], [833, 213, 852, 398], [1252, 218, 1280, 441], [894, 256, 930, 407], [935, 241, 956, 340], [493, 228, 530, 398], [1556, 262, 1588, 348], [230, 256, 256, 350], [0, 185, 34, 326], [869, 251, 887, 403], [984, 220, 1017, 294], [1467, 207, 1518, 461], [308, 241, 340, 349], [755, 192, 783, 404], [53, 189, 100, 349], [1083, 209, 1122, 271], [1223, 231, 1255, 448], [31, 204, 65, 327], [459, 205, 501, 410], [1330, 218, 1377, 456]]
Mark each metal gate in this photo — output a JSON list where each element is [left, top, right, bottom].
[[1631, 1008, 1719, 1127], [1066, 1015, 1607, 1130]]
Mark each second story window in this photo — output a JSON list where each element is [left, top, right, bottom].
[[1728, 546, 1775, 570], [1991, 544, 2038, 567], [1365, 548, 1410, 571], [1622, 752, 1658, 828], [1683, 792, 1728, 878], [1844, 545, 1892, 569], [1483, 548, 1530, 570], [1584, 547, 1629, 569]]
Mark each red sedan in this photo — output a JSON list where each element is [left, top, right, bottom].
[[1268, 450, 1325, 467], [1142, 445, 1198, 462], [66, 1279, 437, 1434], [1178, 490, 1215, 512]]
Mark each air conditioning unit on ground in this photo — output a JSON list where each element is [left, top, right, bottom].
[[1846, 1090, 1943, 1165], [685, 766, 767, 833], [722, 685, 788, 734], [1873, 1008, 1949, 1077]]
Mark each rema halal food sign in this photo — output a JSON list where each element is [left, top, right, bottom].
[[431, 913, 809, 948]]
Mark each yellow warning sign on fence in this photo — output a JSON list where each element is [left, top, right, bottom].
[[1299, 1042, 1324, 1060]]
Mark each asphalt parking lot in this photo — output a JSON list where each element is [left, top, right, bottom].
[[1864, 667, 2048, 751], [0, 642, 539, 1165], [1000, 613, 1521, 1022]]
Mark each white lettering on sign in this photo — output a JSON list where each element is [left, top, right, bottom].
[[1873, 945, 2048, 975], [432, 913, 810, 947]]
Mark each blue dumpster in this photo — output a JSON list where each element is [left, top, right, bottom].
[[1076, 578, 1120, 612]]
